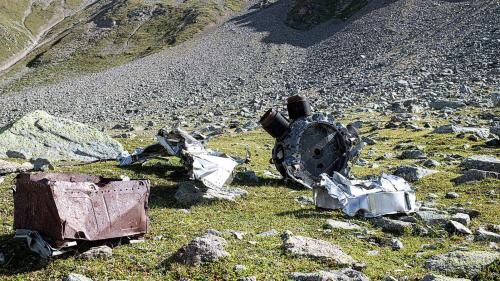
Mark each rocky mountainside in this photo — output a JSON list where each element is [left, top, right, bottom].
[[0, 0, 497, 129], [0, 0, 244, 90]]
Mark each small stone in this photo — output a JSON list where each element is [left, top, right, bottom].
[[257, 229, 278, 237], [173, 234, 229, 266], [233, 264, 246, 272], [446, 220, 472, 235], [475, 228, 500, 242], [422, 159, 440, 168], [372, 217, 414, 235], [63, 273, 93, 281], [0, 251, 5, 265], [237, 170, 259, 183], [283, 235, 356, 265], [325, 219, 362, 230], [77, 246, 113, 259], [394, 165, 436, 182], [236, 277, 256, 281], [295, 196, 314, 205], [445, 192, 459, 199], [367, 250, 379, 256], [416, 211, 450, 226], [451, 213, 470, 226], [391, 238, 404, 250], [384, 276, 398, 281], [401, 149, 427, 159], [30, 158, 54, 171]]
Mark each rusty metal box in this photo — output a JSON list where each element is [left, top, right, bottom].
[[14, 173, 150, 242]]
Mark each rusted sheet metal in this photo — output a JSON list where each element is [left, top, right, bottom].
[[14, 173, 150, 242]]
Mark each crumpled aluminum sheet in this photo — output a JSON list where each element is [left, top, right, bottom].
[[314, 172, 418, 217], [119, 128, 242, 189]]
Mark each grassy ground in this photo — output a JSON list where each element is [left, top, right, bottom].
[[0, 110, 498, 280]]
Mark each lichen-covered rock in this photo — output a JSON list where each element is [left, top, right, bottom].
[[283, 235, 356, 266], [288, 268, 369, 281], [0, 111, 124, 162], [425, 251, 499, 278], [173, 234, 229, 266]]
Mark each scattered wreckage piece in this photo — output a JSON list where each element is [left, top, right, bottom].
[[316, 172, 418, 217], [260, 95, 418, 217], [14, 173, 150, 258], [119, 128, 248, 203]]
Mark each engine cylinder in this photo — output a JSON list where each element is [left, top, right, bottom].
[[287, 95, 311, 120], [260, 108, 290, 139]]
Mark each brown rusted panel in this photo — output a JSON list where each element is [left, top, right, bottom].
[[14, 173, 150, 241]]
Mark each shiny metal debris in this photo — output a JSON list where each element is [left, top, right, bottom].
[[119, 128, 247, 189]]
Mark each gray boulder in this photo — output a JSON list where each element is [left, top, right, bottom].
[[173, 234, 229, 266], [0, 160, 33, 175], [401, 149, 427, 159], [288, 269, 369, 281], [416, 211, 450, 226], [453, 169, 500, 184], [430, 99, 466, 110], [394, 165, 436, 182], [462, 155, 500, 173], [0, 111, 124, 162], [372, 217, 414, 235], [283, 235, 355, 266], [174, 181, 247, 205], [425, 251, 499, 277], [433, 125, 489, 139], [445, 220, 472, 235]]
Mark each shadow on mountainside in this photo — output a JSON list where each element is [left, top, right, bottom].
[[229, 0, 397, 48]]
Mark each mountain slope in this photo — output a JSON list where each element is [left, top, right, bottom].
[[0, 0, 244, 90], [0, 0, 498, 127]]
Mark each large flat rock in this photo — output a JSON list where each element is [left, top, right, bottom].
[[0, 111, 123, 162], [425, 251, 499, 278]]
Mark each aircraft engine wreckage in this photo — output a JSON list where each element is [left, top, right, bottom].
[[260, 95, 418, 217], [14, 173, 150, 258], [119, 128, 248, 203]]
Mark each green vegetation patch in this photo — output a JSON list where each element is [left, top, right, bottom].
[[0, 110, 498, 280]]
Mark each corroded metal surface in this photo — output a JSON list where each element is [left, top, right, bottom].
[[14, 173, 150, 242]]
